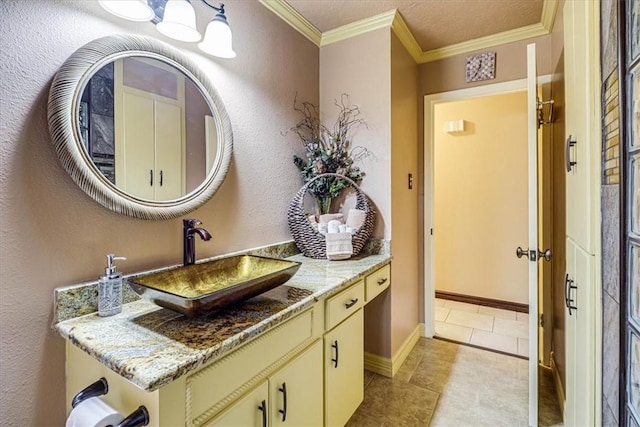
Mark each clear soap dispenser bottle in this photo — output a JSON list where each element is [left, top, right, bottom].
[[98, 254, 126, 317]]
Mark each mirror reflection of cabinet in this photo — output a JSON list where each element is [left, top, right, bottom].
[[115, 58, 186, 200]]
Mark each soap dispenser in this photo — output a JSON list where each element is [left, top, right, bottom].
[[98, 254, 126, 317]]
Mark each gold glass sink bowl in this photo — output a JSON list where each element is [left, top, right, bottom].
[[126, 255, 302, 316]]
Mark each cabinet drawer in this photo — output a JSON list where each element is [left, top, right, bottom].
[[365, 264, 390, 302], [325, 280, 364, 331], [186, 308, 315, 426]]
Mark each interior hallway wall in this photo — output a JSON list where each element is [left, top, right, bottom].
[[0, 1, 319, 425], [433, 92, 529, 304], [390, 32, 420, 354], [320, 28, 421, 359]]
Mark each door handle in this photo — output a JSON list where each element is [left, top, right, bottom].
[[278, 382, 287, 422], [149, 169, 153, 186], [516, 247, 529, 259], [565, 135, 577, 172], [517, 247, 551, 262], [159, 170, 163, 187], [257, 400, 267, 427], [565, 274, 577, 315], [538, 249, 552, 262], [331, 340, 339, 368]]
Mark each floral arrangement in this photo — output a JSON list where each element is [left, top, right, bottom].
[[287, 94, 369, 215]]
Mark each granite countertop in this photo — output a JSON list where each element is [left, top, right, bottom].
[[55, 253, 391, 392]]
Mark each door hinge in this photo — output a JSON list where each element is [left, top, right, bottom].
[[540, 313, 544, 327], [430, 228, 433, 235]]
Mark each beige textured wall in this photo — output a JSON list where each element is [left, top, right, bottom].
[[0, 1, 318, 425], [390, 33, 420, 354], [419, 35, 553, 96], [319, 29, 392, 240], [320, 28, 392, 357], [433, 92, 529, 304]]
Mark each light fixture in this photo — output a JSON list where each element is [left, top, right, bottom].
[[98, 0, 155, 22], [156, 0, 201, 43], [98, 0, 236, 59], [198, 4, 236, 58]]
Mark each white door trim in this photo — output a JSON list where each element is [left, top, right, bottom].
[[422, 74, 551, 338]]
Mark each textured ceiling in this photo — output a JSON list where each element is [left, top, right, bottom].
[[285, 0, 544, 51]]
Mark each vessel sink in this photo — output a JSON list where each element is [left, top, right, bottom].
[[126, 255, 302, 316]]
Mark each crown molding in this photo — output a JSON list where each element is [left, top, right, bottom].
[[320, 9, 396, 46], [390, 11, 423, 63], [419, 21, 550, 63], [259, 0, 558, 64], [258, 0, 321, 46], [541, 0, 559, 32]]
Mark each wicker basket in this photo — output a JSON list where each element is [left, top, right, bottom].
[[287, 173, 375, 259]]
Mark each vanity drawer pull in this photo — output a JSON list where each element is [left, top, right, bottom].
[[345, 298, 359, 309], [377, 278, 388, 286]]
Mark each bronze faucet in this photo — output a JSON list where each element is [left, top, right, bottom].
[[183, 219, 212, 266]]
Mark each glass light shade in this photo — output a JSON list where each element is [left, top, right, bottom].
[[99, 0, 155, 22], [197, 17, 236, 59], [156, 0, 201, 43]]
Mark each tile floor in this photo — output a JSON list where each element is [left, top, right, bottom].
[[434, 298, 529, 357], [346, 337, 563, 426]]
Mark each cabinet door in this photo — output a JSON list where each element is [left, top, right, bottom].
[[205, 382, 269, 427], [324, 309, 364, 427], [563, 0, 598, 252], [565, 238, 595, 426], [269, 340, 323, 427], [154, 100, 184, 200], [119, 92, 155, 200]]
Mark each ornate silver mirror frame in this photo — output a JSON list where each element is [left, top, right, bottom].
[[48, 34, 233, 220]]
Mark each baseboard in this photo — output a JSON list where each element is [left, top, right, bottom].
[[364, 324, 421, 378], [435, 290, 529, 313], [550, 352, 565, 419], [363, 351, 393, 377]]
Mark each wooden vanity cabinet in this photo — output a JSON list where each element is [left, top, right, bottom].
[[65, 263, 390, 427]]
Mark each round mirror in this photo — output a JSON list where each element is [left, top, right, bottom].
[[48, 35, 233, 220]]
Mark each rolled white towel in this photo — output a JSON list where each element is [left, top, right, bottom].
[[319, 213, 344, 224], [346, 209, 366, 230], [325, 232, 353, 260]]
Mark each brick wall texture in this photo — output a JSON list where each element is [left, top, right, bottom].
[[603, 68, 620, 184]]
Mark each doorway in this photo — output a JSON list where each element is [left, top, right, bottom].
[[431, 91, 529, 357], [422, 74, 561, 426]]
